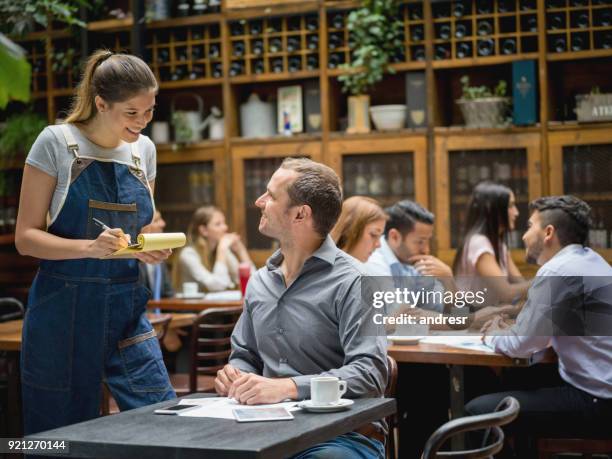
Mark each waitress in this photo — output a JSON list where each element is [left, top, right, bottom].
[[15, 50, 175, 434]]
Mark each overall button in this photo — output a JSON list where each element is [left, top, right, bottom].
[[278, 328, 285, 334], [279, 358, 288, 364]]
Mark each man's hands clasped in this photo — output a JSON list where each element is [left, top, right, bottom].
[[215, 364, 298, 405]]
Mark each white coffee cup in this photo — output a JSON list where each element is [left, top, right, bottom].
[[310, 376, 347, 406], [182, 282, 198, 296]]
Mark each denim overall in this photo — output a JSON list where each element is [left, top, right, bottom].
[[21, 124, 175, 435]]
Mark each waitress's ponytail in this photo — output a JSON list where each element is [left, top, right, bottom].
[[65, 50, 157, 124]]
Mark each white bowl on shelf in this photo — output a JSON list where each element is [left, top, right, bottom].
[[369, 105, 407, 131]]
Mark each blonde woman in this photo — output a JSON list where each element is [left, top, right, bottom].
[[331, 196, 387, 263], [178, 206, 254, 292]]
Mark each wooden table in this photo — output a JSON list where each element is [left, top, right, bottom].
[[28, 395, 396, 458], [388, 340, 557, 449], [147, 298, 243, 312]]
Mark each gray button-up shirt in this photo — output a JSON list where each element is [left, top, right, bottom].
[[229, 235, 388, 401]]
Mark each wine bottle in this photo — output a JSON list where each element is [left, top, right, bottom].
[[212, 62, 222, 78], [287, 16, 301, 32], [412, 46, 426, 61], [328, 33, 343, 49], [409, 4, 423, 20], [575, 12, 589, 29], [192, 0, 208, 15], [306, 15, 318, 31], [157, 48, 169, 64], [271, 57, 283, 73], [209, 43, 220, 58], [331, 13, 344, 29], [437, 23, 451, 40], [229, 61, 244, 76], [191, 46, 203, 60], [455, 23, 468, 39], [522, 15, 538, 32], [171, 66, 186, 81], [476, 0, 493, 14], [287, 36, 300, 53], [288, 56, 301, 72], [477, 19, 493, 36], [597, 10, 612, 27], [269, 37, 283, 53], [477, 38, 494, 56], [498, 0, 514, 13], [456, 41, 472, 58], [520, 0, 537, 10], [501, 38, 516, 54], [602, 32, 612, 49], [434, 44, 450, 60], [208, 0, 220, 13], [189, 65, 204, 80], [548, 13, 565, 30], [176, 1, 189, 17], [230, 21, 245, 36], [453, 1, 466, 18], [328, 52, 344, 68], [232, 41, 245, 57], [249, 20, 263, 35], [307, 34, 319, 50], [253, 59, 265, 74], [306, 54, 319, 70], [552, 35, 566, 52], [571, 34, 585, 51]]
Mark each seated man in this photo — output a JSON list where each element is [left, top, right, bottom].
[[215, 158, 388, 459], [468, 196, 612, 450], [366, 200, 454, 313]]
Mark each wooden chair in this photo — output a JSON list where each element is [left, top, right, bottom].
[[0, 297, 24, 322], [385, 355, 399, 459], [538, 438, 612, 459], [101, 314, 173, 415], [421, 396, 520, 459], [169, 306, 243, 395]]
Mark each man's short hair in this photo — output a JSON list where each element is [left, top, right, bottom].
[[384, 200, 434, 238], [528, 195, 592, 247], [280, 157, 342, 237]]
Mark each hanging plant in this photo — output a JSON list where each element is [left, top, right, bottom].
[[338, 0, 404, 96]]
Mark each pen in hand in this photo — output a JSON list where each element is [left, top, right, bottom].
[[92, 217, 131, 246]]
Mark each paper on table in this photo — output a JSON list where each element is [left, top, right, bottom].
[[103, 233, 186, 258], [420, 335, 495, 353], [178, 397, 300, 419]]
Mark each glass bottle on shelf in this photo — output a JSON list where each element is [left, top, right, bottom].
[[171, 66, 186, 81], [328, 33, 343, 49], [306, 54, 319, 70], [331, 13, 344, 29], [189, 170, 200, 204], [411, 25, 424, 42], [192, 0, 208, 15], [548, 13, 565, 30], [249, 20, 263, 35], [552, 36, 566, 53], [354, 162, 369, 195], [307, 34, 319, 50], [209, 43, 220, 58], [412, 46, 426, 61], [409, 3, 423, 20], [271, 57, 284, 73], [390, 169, 404, 196], [498, 0, 514, 13], [328, 52, 344, 68], [176, 47, 188, 61], [477, 19, 493, 36], [456, 42, 472, 58], [468, 163, 480, 187], [176, 1, 190, 16], [269, 37, 283, 53], [189, 65, 204, 80], [434, 44, 451, 60], [501, 38, 516, 54], [368, 163, 387, 197], [520, 0, 536, 10], [453, 1, 467, 18], [252, 39, 264, 55], [157, 48, 170, 64], [229, 61, 244, 76], [191, 45, 203, 60], [343, 162, 356, 196], [287, 36, 300, 53], [575, 11, 590, 29], [253, 59, 265, 74], [306, 15, 319, 31], [571, 34, 586, 52], [231, 21, 245, 36], [288, 56, 301, 72], [455, 23, 468, 39], [456, 165, 469, 193], [232, 41, 245, 57], [476, 0, 493, 14], [437, 23, 451, 40], [477, 38, 495, 56]]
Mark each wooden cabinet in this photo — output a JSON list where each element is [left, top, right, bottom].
[[549, 126, 612, 257]]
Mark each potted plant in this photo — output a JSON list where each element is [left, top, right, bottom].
[[338, 0, 404, 134], [456, 75, 510, 128]]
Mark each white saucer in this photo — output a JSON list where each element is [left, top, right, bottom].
[[387, 335, 425, 345], [298, 399, 354, 413], [175, 292, 206, 300]]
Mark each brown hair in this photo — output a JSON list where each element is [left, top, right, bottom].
[[65, 50, 158, 124], [280, 157, 342, 237], [187, 206, 223, 270], [331, 196, 387, 255]]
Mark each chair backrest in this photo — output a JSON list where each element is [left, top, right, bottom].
[[148, 313, 172, 343], [385, 355, 399, 459], [422, 396, 520, 459], [0, 297, 24, 322], [189, 306, 243, 392]]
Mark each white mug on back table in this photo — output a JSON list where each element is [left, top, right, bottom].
[[310, 376, 347, 406]]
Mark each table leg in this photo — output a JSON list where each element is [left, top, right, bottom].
[[449, 364, 465, 450]]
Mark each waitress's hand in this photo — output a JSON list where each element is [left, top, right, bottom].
[[134, 249, 172, 264], [88, 228, 131, 258]]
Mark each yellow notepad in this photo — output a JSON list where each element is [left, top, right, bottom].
[[104, 232, 186, 258]]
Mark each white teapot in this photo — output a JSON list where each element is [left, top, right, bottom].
[[171, 94, 224, 143]]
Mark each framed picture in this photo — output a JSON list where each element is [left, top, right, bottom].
[[277, 85, 303, 134]]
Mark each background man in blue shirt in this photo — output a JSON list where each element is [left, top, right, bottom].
[[469, 195, 612, 454]]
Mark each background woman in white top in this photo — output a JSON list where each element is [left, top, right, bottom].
[[453, 181, 530, 305], [178, 206, 254, 292]]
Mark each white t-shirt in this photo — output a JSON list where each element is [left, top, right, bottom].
[[25, 124, 156, 223]]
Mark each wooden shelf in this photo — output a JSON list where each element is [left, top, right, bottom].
[[329, 128, 427, 140], [547, 121, 612, 131], [87, 17, 134, 32], [159, 78, 223, 89], [547, 49, 612, 62], [432, 53, 540, 69], [147, 14, 223, 29], [434, 125, 541, 135], [573, 192, 612, 202], [229, 70, 320, 84], [230, 133, 321, 146]]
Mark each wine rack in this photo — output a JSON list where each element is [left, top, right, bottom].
[[146, 22, 223, 84], [227, 14, 320, 78], [546, 0, 612, 57], [24, 40, 47, 97]]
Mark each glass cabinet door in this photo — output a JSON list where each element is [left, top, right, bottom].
[[341, 153, 415, 208], [243, 157, 284, 249], [562, 143, 612, 249], [155, 161, 215, 232], [449, 148, 529, 248]]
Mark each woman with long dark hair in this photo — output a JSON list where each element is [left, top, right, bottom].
[[453, 181, 530, 304]]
